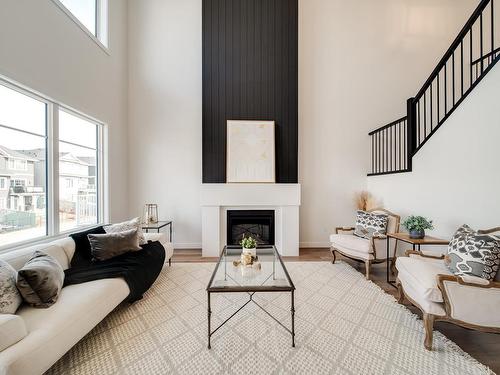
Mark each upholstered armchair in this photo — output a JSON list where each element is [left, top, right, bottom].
[[330, 208, 400, 279], [396, 227, 500, 351]]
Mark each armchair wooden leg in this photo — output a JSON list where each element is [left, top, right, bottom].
[[331, 247, 337, 264], [365, 261, 371, 280], [423, 313, 435, 351], [397, 281, 405, 304]]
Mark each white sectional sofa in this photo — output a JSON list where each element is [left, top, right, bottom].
[[0, 233, 173, 375]]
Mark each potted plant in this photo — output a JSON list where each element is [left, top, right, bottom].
[[240, 236, 257, 257], [402, 215, 434, 239]]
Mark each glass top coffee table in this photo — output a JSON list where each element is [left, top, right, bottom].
[[206, 245, 296, 349]]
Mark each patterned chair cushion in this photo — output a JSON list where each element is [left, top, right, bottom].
[[445, 225, 500, 280], [353, 210, 388, 240]]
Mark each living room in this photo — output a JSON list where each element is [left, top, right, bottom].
[[0, 0, 499, 374]]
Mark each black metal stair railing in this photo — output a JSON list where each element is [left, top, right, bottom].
[[368, 0, 499, 176], [368, 117, 409, 176]]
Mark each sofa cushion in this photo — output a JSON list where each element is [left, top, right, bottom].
[[0, 278, 129, 375], [104, 217, 146, 245], [353, 210, 388, 240], [88, 229, 142, 261], [446, 224, 500, 281], [396, 256, 453, 303], [0, 260, 22, 314], [0, 314, 27, 352], [16, 251, 65, 308]]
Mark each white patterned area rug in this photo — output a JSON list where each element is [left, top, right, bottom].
[[47, 261, 493, 375]]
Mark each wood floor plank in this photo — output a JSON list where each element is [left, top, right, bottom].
[[172, 247, 500, 372]]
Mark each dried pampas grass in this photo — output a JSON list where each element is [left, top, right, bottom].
[[354, 191, 377, 211]]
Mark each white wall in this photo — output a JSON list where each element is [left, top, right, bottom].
[[127, 0, 476, 249], [128, 0, 202, 248], [0, 0, 129, 222], [299, 0, 477, 247], [367, 63, 500, 254]]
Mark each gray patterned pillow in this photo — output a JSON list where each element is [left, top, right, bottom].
[[104, 217, 146, 245], [445, 225, 500, 280], [353, 210, 388, 240], [0, 260, 22, 314]]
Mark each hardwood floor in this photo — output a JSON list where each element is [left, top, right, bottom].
[[172, 248, 500, 373]]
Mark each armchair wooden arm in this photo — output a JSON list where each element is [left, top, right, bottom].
[[436, 274, 500, 334], [369, 234, 388, 260], [335, 227, 355, 234], [437, 274, 500, 289]]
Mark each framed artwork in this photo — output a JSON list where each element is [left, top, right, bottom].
[[226, 120, 275, 183]]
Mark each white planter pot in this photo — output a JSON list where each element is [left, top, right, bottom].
[[242, 248, 256, 257]]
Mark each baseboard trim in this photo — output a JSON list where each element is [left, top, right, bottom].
[[173, 243, 202, 249], [173, 243, 330, 250], [299, 242, 330, 248]]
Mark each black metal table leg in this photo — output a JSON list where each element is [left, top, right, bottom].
[[386, 237, 390, 283], [207, 292, 211, 349], [291, 290, 295, 347], [386, 237, 397, 288]]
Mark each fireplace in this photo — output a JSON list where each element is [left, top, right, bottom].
[[227, 210, 275, 246]]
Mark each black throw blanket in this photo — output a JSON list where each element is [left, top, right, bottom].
[[64, 241, 165, 303]]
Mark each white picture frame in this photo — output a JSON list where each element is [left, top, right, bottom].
[[226, 120, 275, 183]]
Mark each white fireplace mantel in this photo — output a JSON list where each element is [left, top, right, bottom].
[[201, 183, 301, 257]]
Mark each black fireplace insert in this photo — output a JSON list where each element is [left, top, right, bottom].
[[227, 210, 275, 246]]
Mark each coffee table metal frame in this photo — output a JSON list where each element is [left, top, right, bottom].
[[206, 245, 296, 349]]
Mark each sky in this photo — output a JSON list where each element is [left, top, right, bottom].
[[59, 0, 97, 36], [0, 85, 97, 154]]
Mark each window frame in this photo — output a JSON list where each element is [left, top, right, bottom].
[[0, 76, 108, 253], [50, 0, 109, 53]]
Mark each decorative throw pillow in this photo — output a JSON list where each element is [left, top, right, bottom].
[[353, 210, 389, 240], [104, 217, 146, 245], [0, 260, 22, 314], [445, 224, 500, 280], [88, 228, 142, 261], [16, 251, 65, 308], [70, 226, 106, 267]]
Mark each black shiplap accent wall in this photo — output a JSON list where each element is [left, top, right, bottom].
[[202, 0, 298, 183]]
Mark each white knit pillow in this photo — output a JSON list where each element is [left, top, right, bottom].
[[104, 217, 147, 245]]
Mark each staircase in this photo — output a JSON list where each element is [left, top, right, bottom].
[[368, 0, 499, 176]]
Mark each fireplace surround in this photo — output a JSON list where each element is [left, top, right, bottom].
[[201, 183, 300, 257]]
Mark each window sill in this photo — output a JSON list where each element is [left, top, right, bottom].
[[0, 223, 104, 255], [49, 0, 110, 55]]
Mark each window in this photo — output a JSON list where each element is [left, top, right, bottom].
[[0, 84, 47, 245], [59, 109, 99, 231], [0, 79, 106, 249], [11, 179, 27, 187], [52, 0, 108, 48]]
